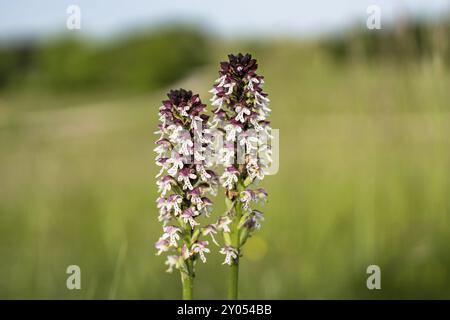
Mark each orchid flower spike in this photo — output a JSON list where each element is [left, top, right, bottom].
[[210, 53, 271, 299], [154, 89, 218, 300]]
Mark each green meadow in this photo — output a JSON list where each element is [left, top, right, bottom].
[[1, 38, 450, 299]]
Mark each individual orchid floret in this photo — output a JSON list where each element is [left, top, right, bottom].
[[191, 241, 210, 263], [155, 238, 170, 256], [157, 175, 176, 196], [196, 164, 212, 182], [187, 187, 203, 207], [167, 153, 185, 176], [238, 131, 259, 153], [244, 209, 264, 231], [161, 225, 181, 246], [157, 197, 171, 223], [167, 194, 183, 216], [199, 197, 213, 216], [156, 157, 170, 178], [154, 138, 172, 159], [235, 104, 251, 123], [181, 207, 200, 229], [181, 243, 191, 260], [210, 109, 228, 128], [202, 224, 219, 246], [220, 166, 239, 190], [178, 167, 197, 190], [254, 188, 268, 206], [165, 255, 180, 273], [224, 121, 243, 142], [205, 170, 219, 196], [240, 189, 255, 211], [246, 156, 264, 180], [154, 89, 218, 300], [220, 245, 239, 265], [219, 142, 236, 166], [216, 215, 232, 233]]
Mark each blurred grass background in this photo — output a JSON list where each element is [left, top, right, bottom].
[[1, 17, 450, 299]]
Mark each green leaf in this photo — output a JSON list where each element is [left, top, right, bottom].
[[191, 229, 200, 243], [225, 197, 234, 211], [223, 232, 232, 246], [239, 228, 250, 247]]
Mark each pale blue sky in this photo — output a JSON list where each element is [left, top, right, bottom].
[[0, 0, 449, 40]]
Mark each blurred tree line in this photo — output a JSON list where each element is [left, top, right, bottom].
[[0, 27, 209, 92], [323, 18, 450, 65], [1, 19, 449, 93]]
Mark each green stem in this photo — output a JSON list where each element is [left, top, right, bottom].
[[181, 271, 193, 300], [228, 259, 239, 299], [181, 257, 194, 300], [228, 199, 243, 300]]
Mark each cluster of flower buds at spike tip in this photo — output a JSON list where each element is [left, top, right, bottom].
[[154, 89, 219, 300], [210, 54, 271, 299]]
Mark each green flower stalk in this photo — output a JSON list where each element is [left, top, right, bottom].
[[210, 54, 272, 299], [154, 89, 218, 300]]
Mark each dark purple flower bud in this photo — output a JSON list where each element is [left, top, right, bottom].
[[244, 209, 264, 231], [155, 138, 172, 147], [201, 197, 212, 206]]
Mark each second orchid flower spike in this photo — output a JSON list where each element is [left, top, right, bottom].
[[210, 53, 272, 299]]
